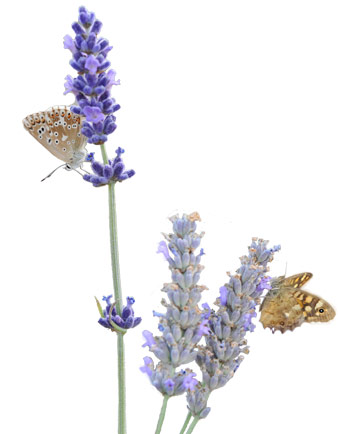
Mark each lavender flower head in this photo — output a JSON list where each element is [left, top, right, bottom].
[[83, 148, 135, 187], [64, 6, 120, 145], [97, 294, 142, 330], [185, 238, 280, 419], [141, 213, 210, 396]]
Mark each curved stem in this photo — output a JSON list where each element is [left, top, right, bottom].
[[155, 395, 170, 434], [100, 144, 126, 434], [179, 411, 192, 434], [185, 417, 200, 434]]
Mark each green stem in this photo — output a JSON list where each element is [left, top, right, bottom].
[[185, 417, 200, 434], [155, 395, 170, 434], [101, 145, 123, 314], [100, 144, 126, 434], [117, 333, 126, 434], [101, 144, 109, 164], [179, 411, 192, 434]]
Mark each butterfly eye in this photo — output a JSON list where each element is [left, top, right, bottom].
[[319, 308, 325, 313]]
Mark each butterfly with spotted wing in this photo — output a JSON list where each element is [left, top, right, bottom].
[[260, 272, 335, 333], [23, 105, 87, 176]]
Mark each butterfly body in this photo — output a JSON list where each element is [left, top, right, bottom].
[[260, 272, 335, 333], [23, 105, 87, 169]]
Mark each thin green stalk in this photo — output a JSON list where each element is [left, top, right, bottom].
[[101, 145, 123, 314], [100, 144, 126, 434], [185, 417, 200, 434], [179, 411, 192, 434], [117, 333, 126, 434], [155, 395, 170, 434]]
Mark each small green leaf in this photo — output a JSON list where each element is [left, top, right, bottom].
[[95, 296, 105, 318]]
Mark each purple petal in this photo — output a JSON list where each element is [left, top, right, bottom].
[[219, 286, 228, 306], [85, 55, 100, 74]]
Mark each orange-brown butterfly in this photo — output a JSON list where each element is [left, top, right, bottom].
[[23, 105, 87, 178], [260, 272, 335, 333]]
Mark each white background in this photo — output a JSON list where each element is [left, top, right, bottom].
[[1, 1, 338, 433]]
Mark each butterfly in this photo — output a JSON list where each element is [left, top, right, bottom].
[[23, 105, 87, 177], [259, 272, 335, 333]]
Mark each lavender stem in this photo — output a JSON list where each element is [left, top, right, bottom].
[[179, 411, 192, 434], [155, 395, 170, 434], [101, 144, 126, 434], [185, 417, 199, 434]]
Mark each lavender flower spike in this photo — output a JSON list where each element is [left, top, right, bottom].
[[64, 6, 120, 145], [141, 212, 209, 405], [186, 238, 280, 420]]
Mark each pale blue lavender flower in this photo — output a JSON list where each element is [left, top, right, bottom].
[[186, 385, 211, 419], [185, 238, 280, 419], [98, 294, 141, 330], [140, 358, 197, 396], [64, 6, 120, 145], [83, 148, 135, 187], [141, 213, 209, 396]]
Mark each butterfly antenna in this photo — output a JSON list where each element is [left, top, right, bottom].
[[41, 164, 67, 182], [284, 262, 288, 278]]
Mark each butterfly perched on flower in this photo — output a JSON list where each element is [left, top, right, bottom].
[[23, 105, 87, 171], [260, 272, 335, 333]]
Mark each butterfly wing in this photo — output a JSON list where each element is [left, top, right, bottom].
[[260, 285, 335, 333], [280, 272, 313, 289], [23, 105, 87, 168], [291, 289, 335, 323], [260, 287, 306, 333]]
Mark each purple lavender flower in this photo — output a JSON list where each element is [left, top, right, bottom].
[[256, 276, 272, 293], [141, 213, 209, 401], [64, 6, 120, 145], [192, 238, 280, 399], [182, 372, 198, 391], [140, 357, 153, 376], [85, 55, 100, 74], [197, 319, 211, 337], [140, 359, 199, 397], [98, 294, 141, 330], [83, 106, 105, 123], [219, 286, 228, 306], [83, 148, 135, 187], [142, 330, 156, 348]]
